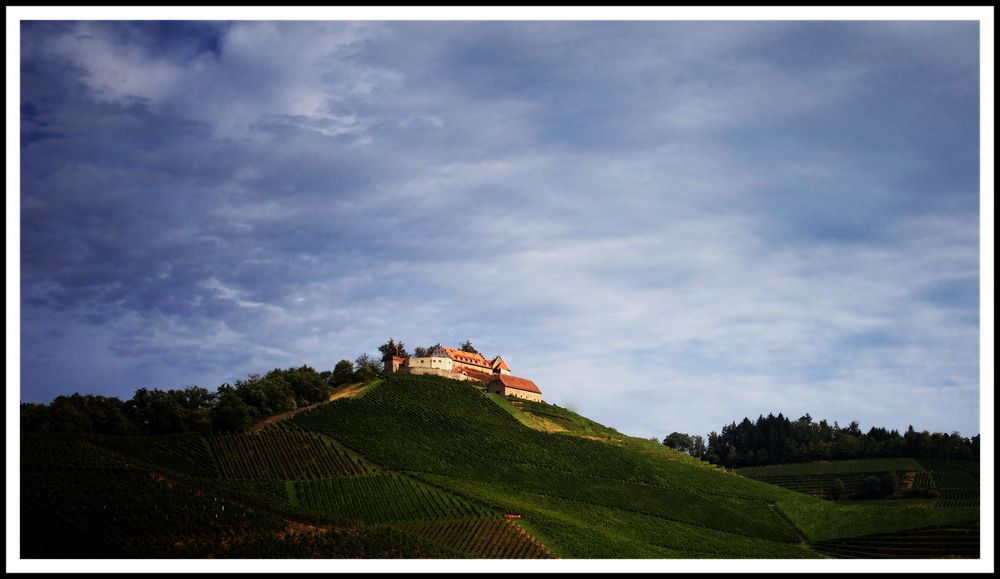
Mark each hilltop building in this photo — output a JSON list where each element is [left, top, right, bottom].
[[383, 345, 542, 402]]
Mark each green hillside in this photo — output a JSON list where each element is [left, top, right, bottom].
[[19, 373, 979, 559]]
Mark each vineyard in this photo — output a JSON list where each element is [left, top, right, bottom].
[[19, 373, 981, 559], [811, 526, 979, 559], [776, 497, 980, 543], [393, 518, 556, 558], [737, 457, 981, 505], [207, 430, 366, 480], [90, 432, 219, 477], [292, 473, 491, 524], [917, 458, 980, 504]]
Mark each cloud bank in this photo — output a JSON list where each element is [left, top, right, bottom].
[[19, 20, 981, 439]]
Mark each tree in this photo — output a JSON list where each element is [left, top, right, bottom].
[[690, 434, 706, 458], [354, 353, 382, 382], [459, 340, 480, 355], [213, 384, 254, 432], [232, 373, 296, 419], [331, 359, 355, 386], [125, 388, 186, 434], [662, 432, 692, 453], [413, 347, 429, 358], [378, 338, 409, 359], [280, 365, 331, 406]]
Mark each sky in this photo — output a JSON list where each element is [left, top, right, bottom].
[[14, 17, 987, 441]]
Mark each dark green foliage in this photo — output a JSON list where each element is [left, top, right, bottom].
[[125, 386, 217, 435], [212, 385, 255, 432], [703, 414, 978, 468], [279, 365, 333, 408], [232, 373, 296, 419], [21, 395, 138, 435], [331, 359, 356, 386], [662, 432, 705, 457], [353, 354, 382, 382]]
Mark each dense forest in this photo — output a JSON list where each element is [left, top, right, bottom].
[[663, 413, 980, 469]]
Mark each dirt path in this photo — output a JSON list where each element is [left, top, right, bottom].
[[250, 382, 366, 433]]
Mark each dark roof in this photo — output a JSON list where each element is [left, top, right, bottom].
[[491, 356, 511, 371], [489, 374, 542, 395]]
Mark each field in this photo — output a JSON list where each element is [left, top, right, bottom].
[[20, 374, 980, 559]]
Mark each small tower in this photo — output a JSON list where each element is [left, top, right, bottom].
[[383, 352, 405, 374], [491, 356, 511, 375]]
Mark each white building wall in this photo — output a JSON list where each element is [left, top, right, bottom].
[[406, 356, 454, 372]]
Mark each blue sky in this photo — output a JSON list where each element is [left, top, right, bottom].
[[15, 19, 985, 440]]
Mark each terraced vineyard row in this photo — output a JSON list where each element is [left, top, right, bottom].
[[293, 473, 491, 524], [811, 526, 979, 559], [395, 518, 556, 558], [207, 430, 366, 480]]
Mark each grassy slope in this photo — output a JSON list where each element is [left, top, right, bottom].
[[20, 373, 980, 558]]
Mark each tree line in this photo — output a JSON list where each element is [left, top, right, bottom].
[[663, 413, 980, 468], [20, 356, 379, 436]]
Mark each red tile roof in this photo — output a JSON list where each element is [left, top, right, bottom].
[[452, 366, 493, 383], [489, 374, 542, 395], [442, 347, 491, 368]]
